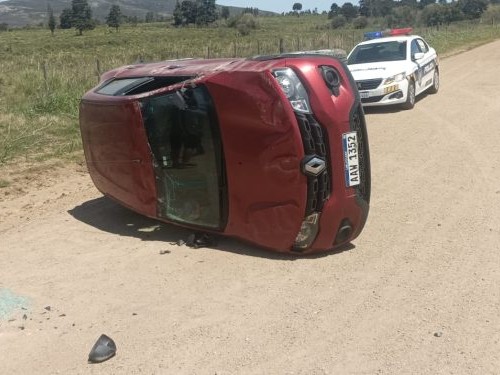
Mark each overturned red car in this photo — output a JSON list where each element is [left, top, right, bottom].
[[79, 53, 370, 254]]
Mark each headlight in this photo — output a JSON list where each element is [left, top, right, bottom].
[[272, 68, 311, 114], [384, 72, 406, 85], [293, 213, 320, 251]]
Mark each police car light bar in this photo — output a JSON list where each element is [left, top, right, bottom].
[[390, 28, 413, 36], [363, 28, 413, 40]]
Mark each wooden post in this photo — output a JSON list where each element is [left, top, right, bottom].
[[279, 38, 284, 53], [42, 62, 49, 92], [95, 58, 101, 82], [233, 41, 237, 57], [257, 40, 260, 55]]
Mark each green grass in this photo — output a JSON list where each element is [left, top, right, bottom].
[[0, 15, 499, 165]]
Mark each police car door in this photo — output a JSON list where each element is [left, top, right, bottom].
[[411, 38, 435, 94]]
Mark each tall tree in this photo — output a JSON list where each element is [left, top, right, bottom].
[[71, 0, 94, 35], [196, 0, 217, 25], [459, 0, 488, 18], [60, 8, 73, 29], [47, 5, 56, 35], [328, 3, 341, 18], [340, 2, 359, 20], [173, 0, 183, 25], [106, 5, 121, 31], [419, 0, 437, 9], [181, 0, 197, 24], [221, 6, 230, 19]]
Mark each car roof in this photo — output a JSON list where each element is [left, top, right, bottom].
[[356, 35, 422, 46]]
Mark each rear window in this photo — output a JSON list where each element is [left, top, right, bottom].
[[96, 76, 194, 96]]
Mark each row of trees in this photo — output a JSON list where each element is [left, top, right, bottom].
[[323, 0, 497, 28], [48, 0, 228, 34], [47, 0, 122, 34], [39, 0, 499, 36]]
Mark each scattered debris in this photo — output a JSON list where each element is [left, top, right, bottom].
[[88, 334, 117, 364], [434, 331, 443, 337], [44, 306, 51, 312], [159, 250, 171, 255], [185, 232, 217, 249]]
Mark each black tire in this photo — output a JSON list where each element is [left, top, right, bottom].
[[402, 80, 415, 110], [428, 68, 439, 94]]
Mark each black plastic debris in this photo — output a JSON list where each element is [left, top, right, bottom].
[[88, 334, 117, 364], [185, 232, 217, 249]]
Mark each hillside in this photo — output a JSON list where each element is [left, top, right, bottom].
[[0, 0, 269, 27]]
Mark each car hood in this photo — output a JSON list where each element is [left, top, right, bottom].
[[347, 61, 408, 81]]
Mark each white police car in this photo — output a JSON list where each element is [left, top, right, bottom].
[[347, 29, 439, 109]]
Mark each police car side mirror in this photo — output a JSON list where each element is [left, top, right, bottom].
[[412, 52, 424, 61]]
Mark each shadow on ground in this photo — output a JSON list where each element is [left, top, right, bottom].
[[68, 196, 354, 260], [363, 93, 430, 115]]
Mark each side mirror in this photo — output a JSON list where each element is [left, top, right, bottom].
[[413, 52, 424, 61]]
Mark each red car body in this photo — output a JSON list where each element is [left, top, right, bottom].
[[79, 54, 370, 254]]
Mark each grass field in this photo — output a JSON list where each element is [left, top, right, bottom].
[[0, 15, 499, 165]]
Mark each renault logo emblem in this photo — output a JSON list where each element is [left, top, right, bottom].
[[303, 156, 326, 176]]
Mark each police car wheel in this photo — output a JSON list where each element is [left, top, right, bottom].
[[402, 80, 415, 110], [429, 69, 439, 94]]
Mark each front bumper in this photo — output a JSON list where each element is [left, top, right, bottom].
[[358, 78, 409, 107]]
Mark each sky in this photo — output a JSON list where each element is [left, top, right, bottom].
[[219, 1, 338, 14], [0, 1, 336, 14], [0, 0, 337, 14]]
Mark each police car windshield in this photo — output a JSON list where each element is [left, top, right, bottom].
[[348, 41, 407, 64]]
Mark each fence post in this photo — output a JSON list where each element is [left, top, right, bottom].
[[257, 40, 260, 55], [207, 45, 210, 59], [95, 58, 101, 82], [42, 61, 49, 92], [279, 38, 284, 53], [233, 41, 237, 57]]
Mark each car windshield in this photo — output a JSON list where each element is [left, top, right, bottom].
[[348, 41, 407, 64], [141, 85, 225, 229]]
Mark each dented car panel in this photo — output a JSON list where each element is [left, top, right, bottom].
[[79, 54, 371, 254]]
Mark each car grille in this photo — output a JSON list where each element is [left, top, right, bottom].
[[361, 95, 384, 103], [295, 113, 330, 215], [356, 79, 382, 90], [350, 105, 371, 204]]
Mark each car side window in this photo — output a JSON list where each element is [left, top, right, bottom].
[[416, 39, 428, 53], [411, 40, 421, 57]]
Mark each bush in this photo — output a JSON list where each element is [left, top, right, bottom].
[[482, 5, 500, 24], [229, 13, 258, 36], [352, 16, 369, 29], [331, 15, 347, 29]]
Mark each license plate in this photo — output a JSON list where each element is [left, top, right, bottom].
[[359, 91, 370, 99], [342, 132, 360, 187]]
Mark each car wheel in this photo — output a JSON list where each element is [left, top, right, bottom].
[[402, 80, 415, 110], [428, 69, 439, 94]]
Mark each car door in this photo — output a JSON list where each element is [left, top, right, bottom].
[[411, 38, 435, 94]]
